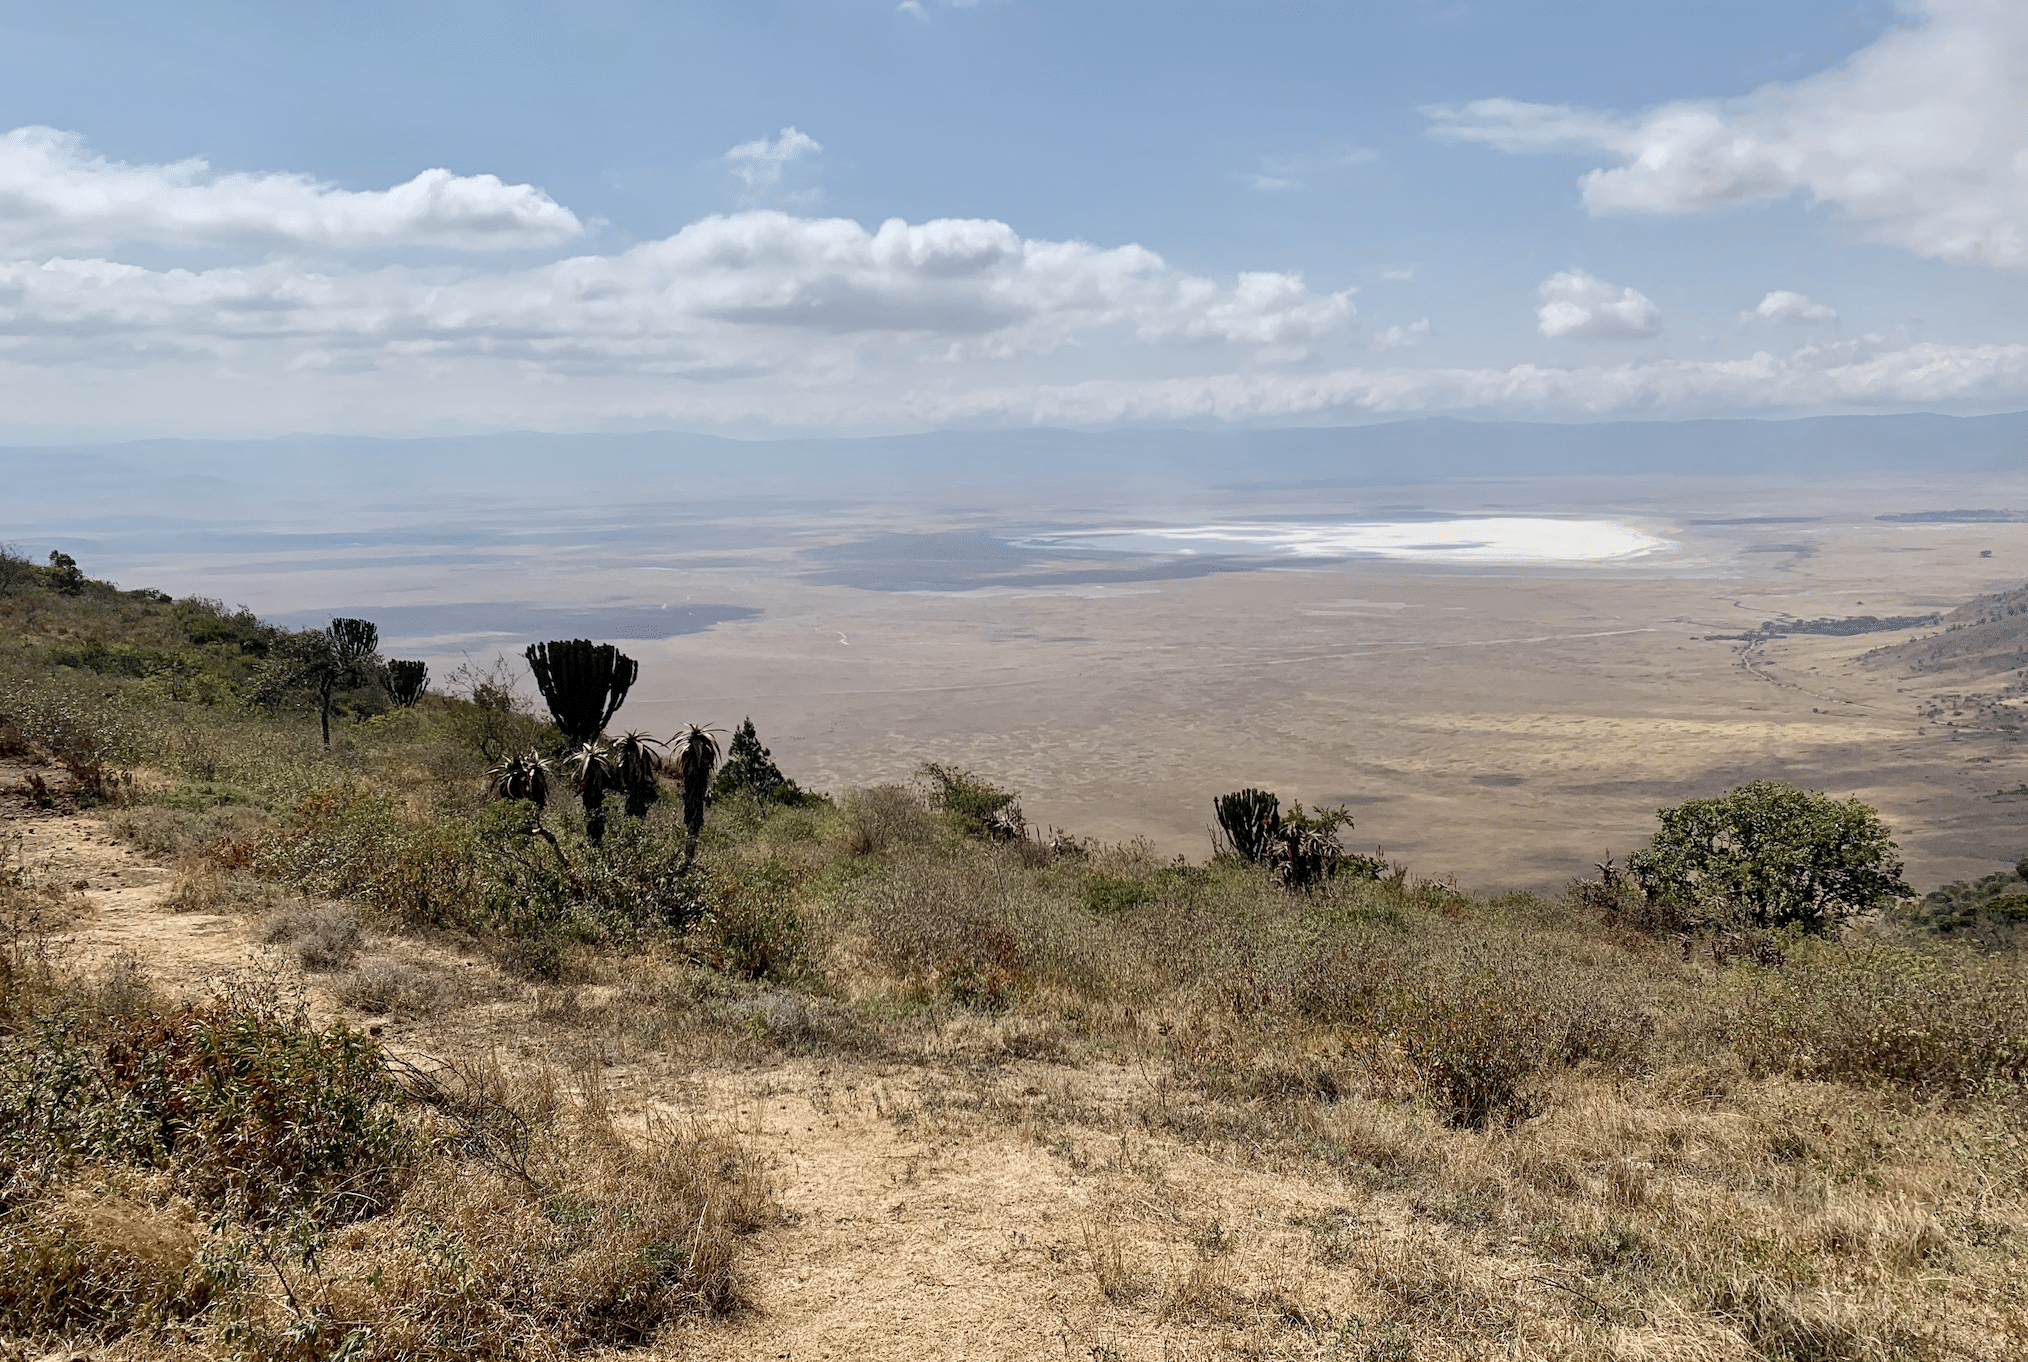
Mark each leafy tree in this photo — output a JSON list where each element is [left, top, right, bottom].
[[917, 763, 1025, 841], [712, 717, 804, 805], [671, 725, 722, 864], [1628, 780, 1911, 934], [0, 543, 32, 597], [254, 617, 383, 747], [44, 550, 85, 596]]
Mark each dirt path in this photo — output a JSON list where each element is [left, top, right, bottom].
[[2, 765, 1385, 1361]]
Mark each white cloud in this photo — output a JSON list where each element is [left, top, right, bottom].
[[1535, 270, 1660, 339], [1371, 319, 1430, 351], [0, 211, 1355, 375], [725, 128, 822, 191], [1380, 267, 1416, 282], [1747, 290, 1838, 324], [1254, 175, 1294, 192], [0, 126, 582, 253], [1428, 0, 2028, 269], [897, 336, 2028, 429]]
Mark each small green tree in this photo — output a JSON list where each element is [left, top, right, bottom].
[[44, 550, 86, 596], [713, 717, 803, 805], [917, 763, 1024, 841], [1628, 780, 1911, 934], [254, 617, 383, 747]]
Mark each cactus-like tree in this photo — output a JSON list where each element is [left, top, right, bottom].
[[385, 659, 429, 707], [670, 724, 721, 864], [522, 640, 638, 744], [1214, 788, 1282, 864]]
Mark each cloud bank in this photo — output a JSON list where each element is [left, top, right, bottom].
[[1429, 0, 2028, 268], [0, 101, 2026, 438], [0, 127, 583, 253]]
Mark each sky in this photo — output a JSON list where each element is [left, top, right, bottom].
[[2, 0, 2026, 440]]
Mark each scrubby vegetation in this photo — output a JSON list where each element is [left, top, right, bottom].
[[3, 551, 2027, 1358]]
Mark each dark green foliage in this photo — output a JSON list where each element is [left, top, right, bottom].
[[0, 543, 33, 597], [713, 717, 805, 805], [385, 658, 429, 707], [917, 762, 1025, 841], [43, 551, 85, 596], [1215, 788, 1281, 864], [1084, 875, 1154, 915], [1278, 801, 1355, 891], [1628, 781, 1911, 934], [1910, 860, 2028, 936], [523, 639, 637, 744]]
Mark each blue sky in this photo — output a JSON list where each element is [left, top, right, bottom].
[[2, 0, 2024, 439]]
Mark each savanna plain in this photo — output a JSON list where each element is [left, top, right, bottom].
[[4, 470, 2028, 1362]]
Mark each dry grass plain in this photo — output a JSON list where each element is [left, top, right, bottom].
[[159, 470, 2024, 893]]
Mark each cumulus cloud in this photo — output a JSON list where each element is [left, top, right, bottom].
[[725, 127, 821, 190], [0, 211, 1355, 375], [1747, 290, 1838, 324], [1535, 270, 1660, 339], [1428, 0, 2028, 269], [0, 126, 582, 253]]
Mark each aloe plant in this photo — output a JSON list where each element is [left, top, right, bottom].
[[523, 640, 637, 745], [670, 724, 721, 864], [609, 730, 664, 818], [488, 748, 566, 863], [564, 739, 619, 844]]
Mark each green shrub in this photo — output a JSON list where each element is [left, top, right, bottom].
[[916, 763, 1025, 842], [1628, 781, 1910, 934]]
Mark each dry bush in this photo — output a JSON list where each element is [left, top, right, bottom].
[[838, 783, 934, 856], [851, 850, 1112, 1007], [338, 956, 445, 1018], [1722, 939, 2028, 1093], [0, 973, 772, 1358], [263, 903, 365, 971], [1084, 1221, 1153, 1304]]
